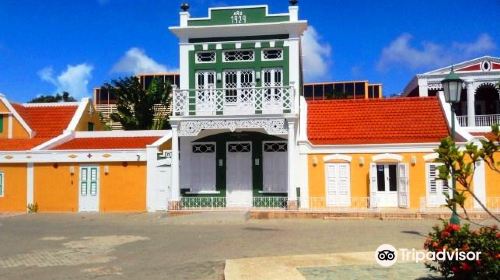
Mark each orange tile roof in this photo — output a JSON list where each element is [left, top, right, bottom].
[[51, 137, 161, 150], [307, 97, 449, 145], [471, 132, 498, 141], [0, 138, 50, 151], [11, 103, 78, 138]]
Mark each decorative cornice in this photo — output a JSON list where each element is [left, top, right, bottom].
[[178, 118, 288, 136]]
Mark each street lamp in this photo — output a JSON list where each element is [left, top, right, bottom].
[[441, 66, 463, 225]]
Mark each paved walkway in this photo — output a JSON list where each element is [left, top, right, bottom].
[[225, 252, 439, 280], [0, 212, 464, 279]]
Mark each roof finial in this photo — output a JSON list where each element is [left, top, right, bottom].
[[180, 3, 189, 12], [289, 0, 298, 6]]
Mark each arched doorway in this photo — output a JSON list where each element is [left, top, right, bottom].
[[475, 83, 500, 116]]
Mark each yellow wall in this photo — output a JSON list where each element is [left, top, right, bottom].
[[74, 102, 105, 131], [0, 164, 27, 212], [485, 154, 500, 207], [308, 153, 429, 209], [34, 163, 78, 212], [100, 162, 147, 212]]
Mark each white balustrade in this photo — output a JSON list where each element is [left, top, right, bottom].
[[173, 86, 295, 116], [457, 114, 500, 127]]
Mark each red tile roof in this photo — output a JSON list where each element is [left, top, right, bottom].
[[307, 97, 450, 145], [51, 137, 161, 150], [11, 103, 78, 138]]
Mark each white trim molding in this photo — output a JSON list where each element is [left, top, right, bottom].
[[66, 98, 91, 131], [177, 118, 288, 136], [372, 153, 403, 162], [423, 153, 439, 162], [27, 163, 34, 207], [323, 154, 352, 163]]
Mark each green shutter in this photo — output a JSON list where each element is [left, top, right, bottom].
[[0, 115, 3, 133]]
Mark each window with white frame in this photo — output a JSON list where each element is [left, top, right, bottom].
[[196, 51, 216, 63], [0, 172, 4, 197], [426, 163, 451, 206], [223, 50, 254, 62], [262, 48, 283, 60]]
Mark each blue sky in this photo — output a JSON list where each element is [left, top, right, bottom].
[[0, 0, 499, 102]]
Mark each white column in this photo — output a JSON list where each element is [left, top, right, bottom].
[[287, 120, 297, 205], [418, 78, 428, 97], [466, 81, 476, 127], [170, 125, 180, 205], [27, 163, 34, 208], [473, 159, 486, 209], [7, 114, 13, 139]]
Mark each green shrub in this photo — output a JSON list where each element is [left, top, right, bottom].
[[27, 202, 38, 213], [424, 221, 500, 279]]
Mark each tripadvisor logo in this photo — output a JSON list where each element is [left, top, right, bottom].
[[375, 244, 398, 267], [375, 243, 482, 267]]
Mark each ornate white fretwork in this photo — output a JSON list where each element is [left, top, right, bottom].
[[178, 119, 288, 136]]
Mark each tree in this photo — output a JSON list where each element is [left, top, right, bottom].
[[435, 124, 500, 223], [28, 91, 76, 103], [102, 76, 172, 130]]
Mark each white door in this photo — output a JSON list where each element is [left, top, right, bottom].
[[226, 142, 253, 207], [79, 166, 99, 212], [262, 141, 287, 193], [195, 71, 216, 114], [223, 69, 254, 114], [374, 164, 398, 207], [155, 166, 170, 211], [262, 68, 283, 113], [426, 163, 450, 207], [325, 163, 351, 207]]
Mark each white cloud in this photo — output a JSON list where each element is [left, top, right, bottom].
[[377, 33, 496, 71], [302, 26, 332, 82], [37, 63, 93, 99], [111, 47, 170, 74]]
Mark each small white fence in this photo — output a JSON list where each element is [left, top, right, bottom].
[[177, 196, 289, 210], [457, 114, 500, 127], [419, 197, 500, 213], [307, 197, 375, 211]]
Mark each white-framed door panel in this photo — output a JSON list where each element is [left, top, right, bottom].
[[373, 164, 398, 207], [262, 68, 283, 113], [325, 163, 351, 207], [226, 141, 253, 207], [223, 69, 254, 115], [190, 142, 217, 193], [195, 70, 216, 114], [262, 141, 287, 193], [79, 166, 100, 212]]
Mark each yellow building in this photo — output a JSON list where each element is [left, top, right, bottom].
[[298, 94, 500, 212]]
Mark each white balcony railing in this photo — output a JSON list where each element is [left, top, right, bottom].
[[457, 114, 500, 127], [419, 196, 500, 213], [172, 85, 296, 117]]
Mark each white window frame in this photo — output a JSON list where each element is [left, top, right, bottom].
[[261, 48, 283, 61], [324, 163, 351, 207], [195, 51, 216, 64], [0, 172, 4, 197], [426, 163, 451, 207], [223, 49, 255, 62]]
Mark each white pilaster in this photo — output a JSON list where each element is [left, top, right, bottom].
[[289, 5, 299, 21], [298, 153, 309, 208], [7, 114, 13, 139], [171, 124, 180, 202], [180, 11, 190, 27], [418, 78, 428, 97], [473, 159, 486, 209], [146, 145, 158, 212], [466, 80, 476, 127], [287, 120, 297, 202], [287, 36, 301, 110], [27, 163, 34, 207]]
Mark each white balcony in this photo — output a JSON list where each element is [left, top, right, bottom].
[[457, 114, 500, 127], [172, 85, 296, 117]]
